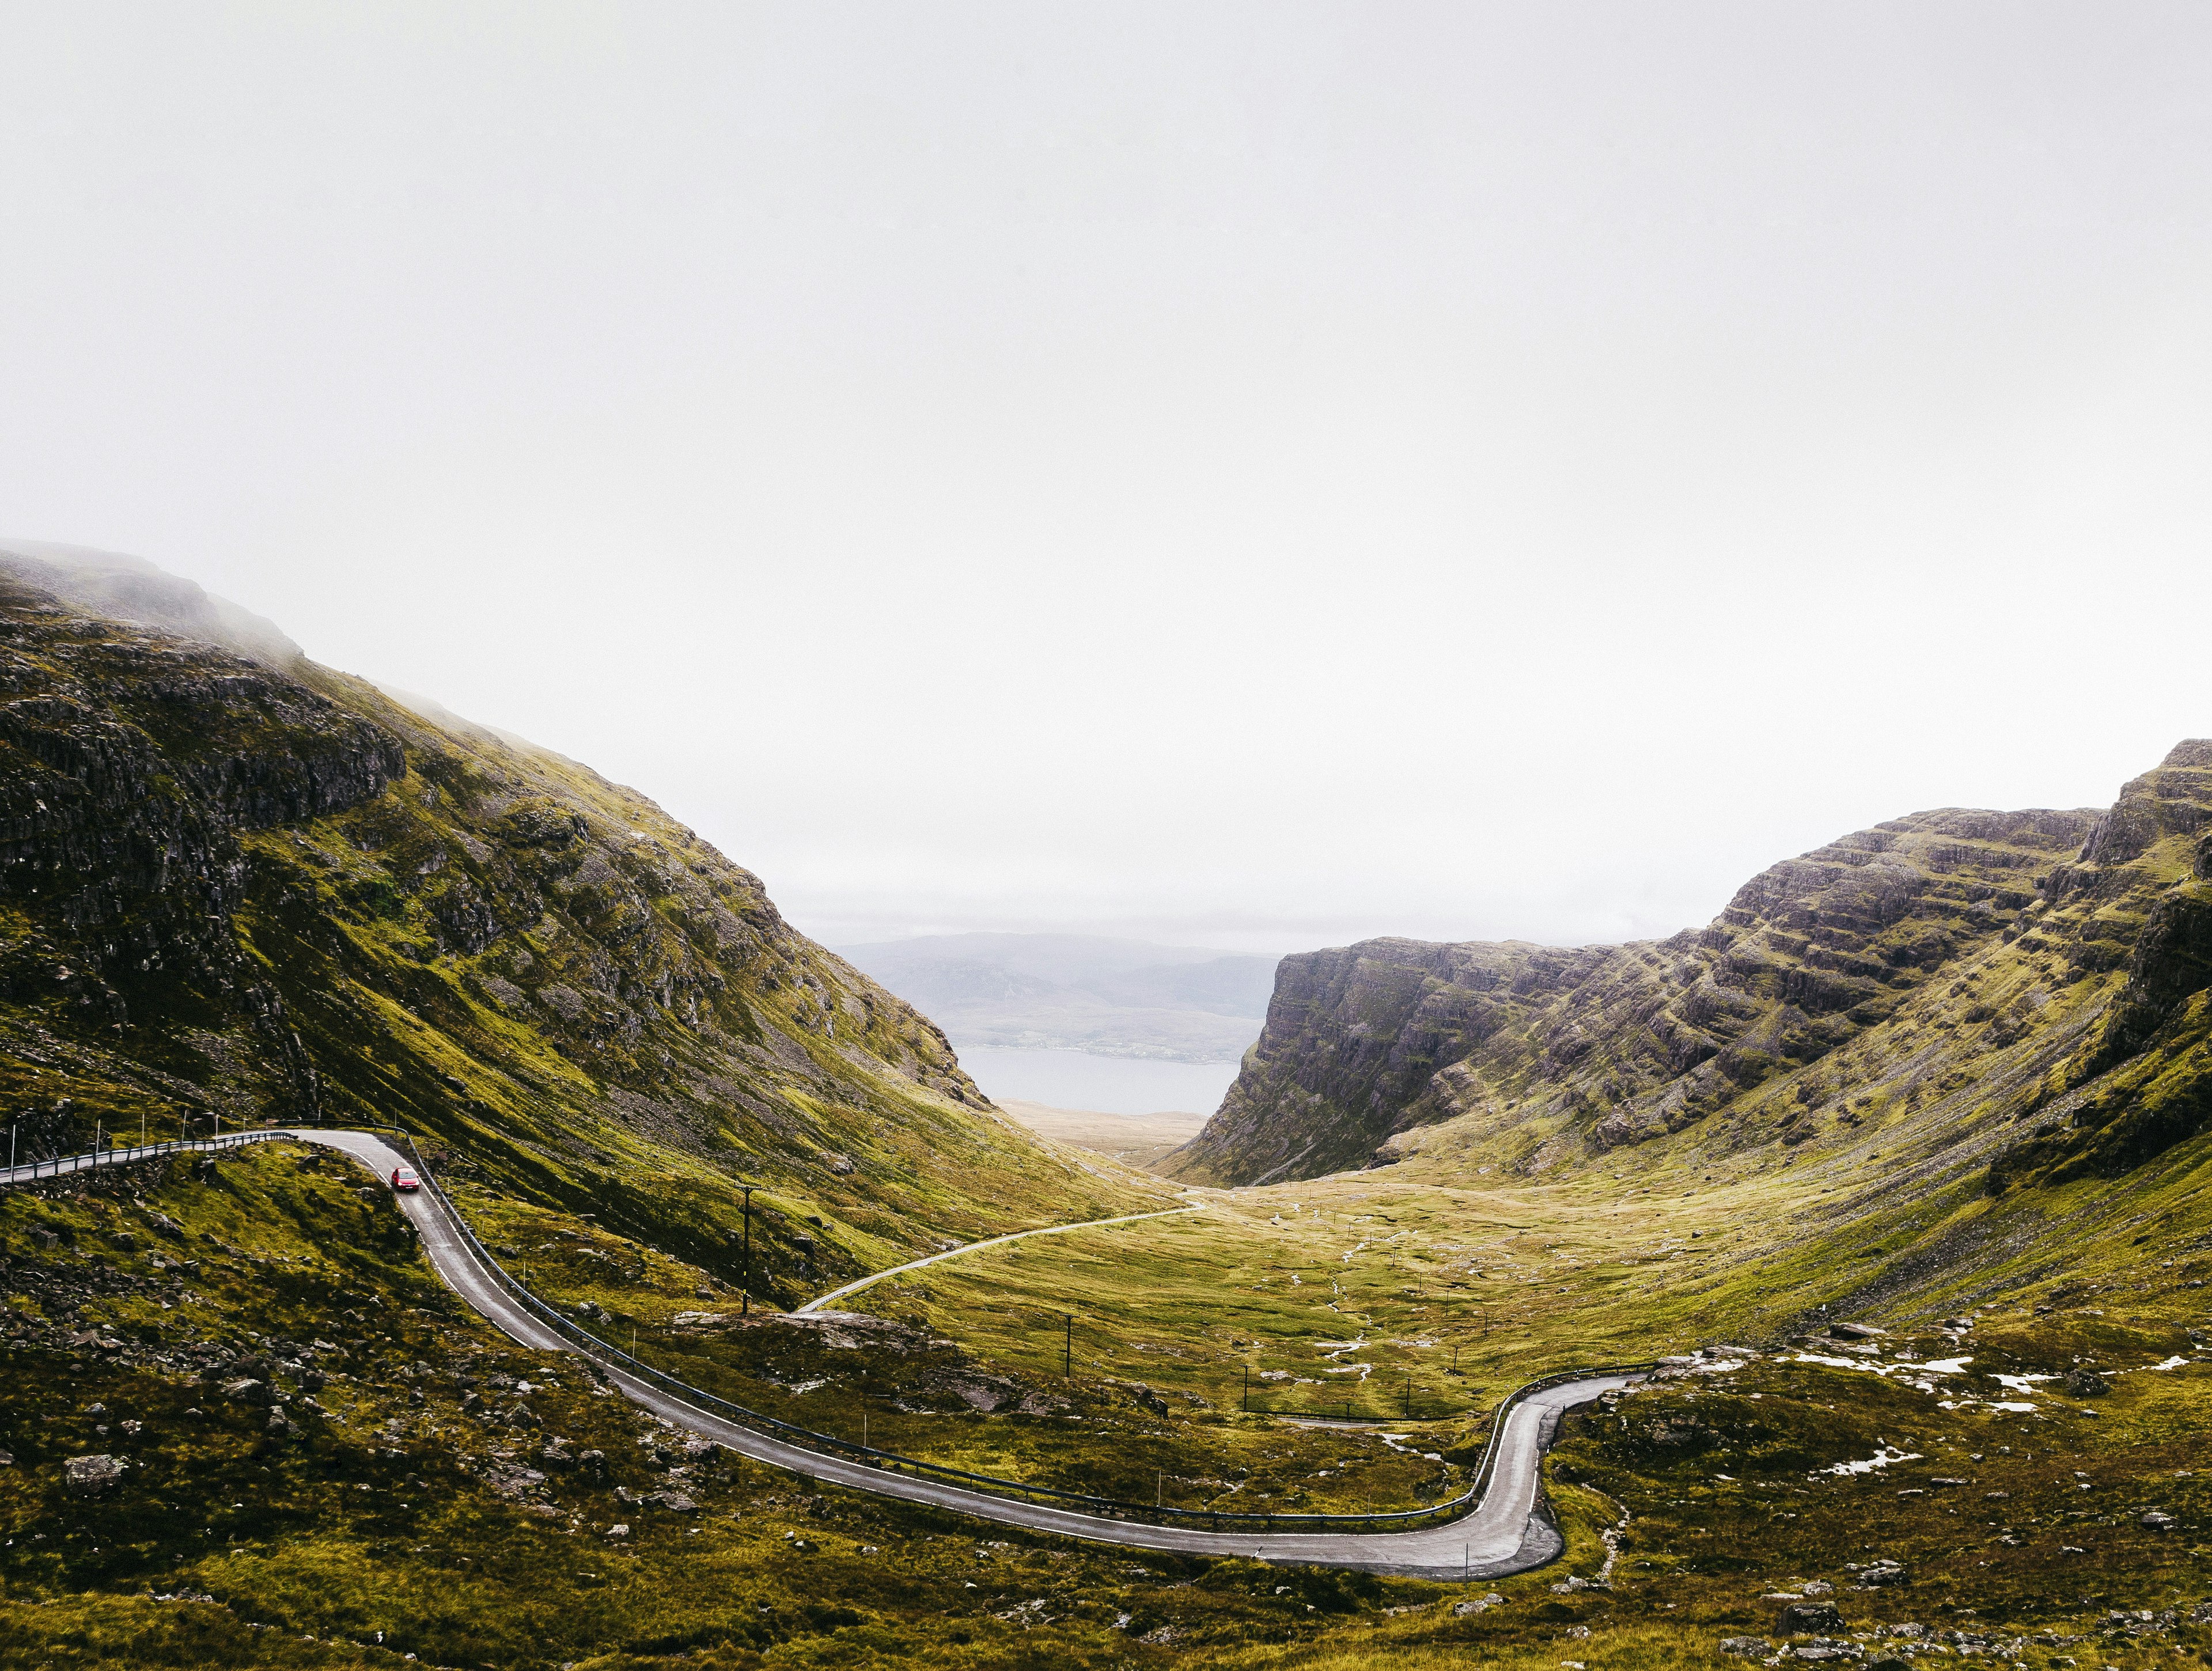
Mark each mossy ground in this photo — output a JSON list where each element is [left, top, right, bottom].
[[6, 1122, 2208, 1669], [0, 579, 1165, 1331]]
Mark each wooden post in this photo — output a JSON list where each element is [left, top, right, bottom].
[[740, 1184, 754, 1316]]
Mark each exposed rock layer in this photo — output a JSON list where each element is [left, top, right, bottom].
[[1167, 744, 2212, 1192], [0, 554, 1135, 1295]]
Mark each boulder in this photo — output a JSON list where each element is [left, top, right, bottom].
[[1782, 1601, 1846, 1635], [2138, 1510, 2175, 1530], [2061, 1368, 2109, 1398], [65, 1454, 125, 1495], [266, 1407, 295, 1439], [946, 1377, 1020, 1414], [1720, 1638, 1772, 1657], [222, 1377, 272, 1407]]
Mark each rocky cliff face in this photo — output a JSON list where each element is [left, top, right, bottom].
[[0, 554, 1142, 1295], [1166, 745, 2212, 1192]]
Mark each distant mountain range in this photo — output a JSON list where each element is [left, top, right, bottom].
[[832, 933, 1278, 1063]]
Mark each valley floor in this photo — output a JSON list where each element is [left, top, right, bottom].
[[3, 1112, 2209, 1670]]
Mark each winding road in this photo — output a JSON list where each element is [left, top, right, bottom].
[[6, 1127, 1636, 1581]]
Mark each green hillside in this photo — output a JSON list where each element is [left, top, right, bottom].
[[0, 552, 1155, 1302], [1165, 743, 2212, 1198]]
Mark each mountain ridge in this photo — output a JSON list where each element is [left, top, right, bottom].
[[1165, 745, 2212, 1198], [0, 549, 1154, 1304]]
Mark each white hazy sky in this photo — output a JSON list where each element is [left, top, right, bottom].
[[5, 3, 2210, 954]]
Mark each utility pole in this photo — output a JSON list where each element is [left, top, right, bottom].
[[1402, 1374, 1412, 1419], [1156, 1469, 1162, 1509], [1241, 1365, 1250, 1414], [94, 1120, 102, 1170], [740, 1184, 754, 1317], [1063, 1312, 1073, 1378]]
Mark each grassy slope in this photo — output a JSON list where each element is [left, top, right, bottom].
[[234, 667, 1165, 1284], [0, 1142, 1596, 1671], [5, 1140, 2205, 1670], [1169, 749, 2210, 1191], [0, 564, 1154, 1307]]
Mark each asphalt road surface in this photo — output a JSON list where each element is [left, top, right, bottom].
[[7, 1127, 1633, 1580]]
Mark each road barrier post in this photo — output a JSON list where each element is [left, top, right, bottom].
[[740, 1183, 754, 1317]]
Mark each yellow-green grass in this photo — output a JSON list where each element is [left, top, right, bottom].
[[6, 1137, 2210, 1669], [0, 1143, 1474, 1667]]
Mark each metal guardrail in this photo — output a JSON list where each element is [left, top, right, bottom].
[[5, 1119, 1651, 1537], [0, 1128, 286, 1182]]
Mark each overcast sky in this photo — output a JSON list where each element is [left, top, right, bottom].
[[5, 4, 2210, 954]]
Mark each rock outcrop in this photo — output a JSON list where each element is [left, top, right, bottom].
[[1167, 744, 2212, 1191], [0, 553, 1135, 1295]]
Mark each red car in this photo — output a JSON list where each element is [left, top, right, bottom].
[[390, 1166, 422, 1193]]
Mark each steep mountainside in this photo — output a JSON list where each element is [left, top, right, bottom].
[[1166, 743, 2212, 1193], [0, 551, 1152, 1298]]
